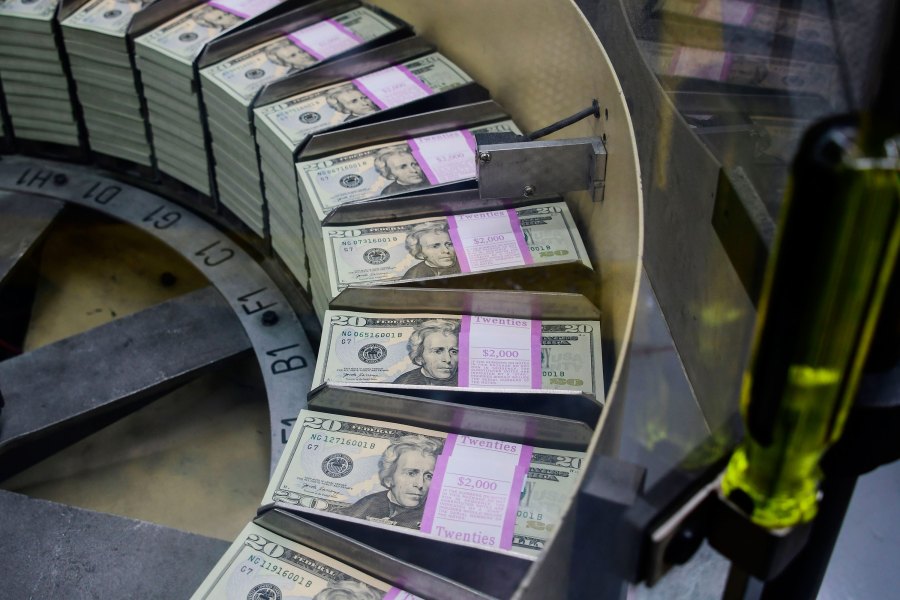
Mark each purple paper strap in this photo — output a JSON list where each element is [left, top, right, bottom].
[[287, 18, 364, 61], [419, 433, 456, 533], [531, 320, 542, 389], [353, 65, 433, 110], [500, 445, 534, 549], [445, 216, 471, 273], [406, 137, 439, 186], [208, 1, 250, 18], [396, 64, 434, 95], [507, 208, 534, 266], [457, 316, 471, 387], [286, 35, 324, 61], [350, 77, 387, 109]]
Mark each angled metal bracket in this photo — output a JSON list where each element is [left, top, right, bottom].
[[476, 136, 607, 202]]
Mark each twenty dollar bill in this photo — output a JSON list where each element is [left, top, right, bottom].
[[255, 52, 472, 149], [312, 311, 604, 398], [191, 521, 419, 599], [321, 202, 592, 297], [298, 120, 521, 219], [202, 7, 398, 103], [264, 410, 585, 557]]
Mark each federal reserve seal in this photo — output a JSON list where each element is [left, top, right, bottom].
[[179, 32, 198, 42], [322, 453, 353, 478], [245, 68, 265, 80], [363, 248, 390, 265], [103, 9, 122, 18], [358, 343, 387, 364], [339, 173, 363, 188], [299, 111, 320, 124], [247, 583, 281, 600]]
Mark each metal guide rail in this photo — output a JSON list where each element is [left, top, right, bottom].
[[0, 156, 317, 473], [0, 1, 642, 597], [0, 155, 618, 599]]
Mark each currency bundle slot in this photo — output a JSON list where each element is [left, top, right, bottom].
[[133, 0, 293, 196], [314, 198, 597, 323], [0, 0, 85, 151], [296, 102, 528, 314], [640, 39, 841, 107], [193, 515, 490, 600], [262, 408, 588, 566], [198, 1, 409, 236], [312, 298, 605, 423], [651, 0, 834, 46], [309, 384, 595, 451], [60, 0, 159, 167], [642, 1, 838, 65], [254, 35, 488, 293]]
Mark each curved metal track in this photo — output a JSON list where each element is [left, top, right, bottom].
[[0, 155, 316, 472]]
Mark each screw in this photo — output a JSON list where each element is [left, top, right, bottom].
[[523, 185, 535, 197], [159, 272, 177, 287], [53, 174, 68, 186], [664, 524, 704, 566], [478, 152, 492, 163], [262, 310, 279, 326]]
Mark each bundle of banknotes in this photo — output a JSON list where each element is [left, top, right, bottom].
[[255, 48, 475, 292], [61, 0, 156, 165], [313, 310, 604, 399], [641, 39, 840, 101], [192, 521, 423, 600], [134, 0, 287, 194], [312, 202, 594, 319], [200, 3, 404, 237], [300, 118, 522, 312], [652, 0, 832, 45], [264, 410, 586, 557], [0, 0, 82, 146]]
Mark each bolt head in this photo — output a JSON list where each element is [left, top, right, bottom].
[[523, 185, 536, 197], [478, 152, 492, 163], [262, 310, 279, 326], [159, 272, 177, 287]]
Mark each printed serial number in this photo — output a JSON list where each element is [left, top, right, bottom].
[[309, 434, 376, 449]]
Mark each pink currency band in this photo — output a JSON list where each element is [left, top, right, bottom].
[[350, 76, 388, 110], [531, 319, 542, 389], [457, 316, 472, 386], [396, 64, 434, 95], [446, 216, 472, 273], [406, 137, 440, 186], [207, 1, 250, 18], [420, 433, 457, 533], [500, 445, 534, 549], [327, 17, 365, 43], [507, 208, 534, 266], [286, 34, 325, 61]]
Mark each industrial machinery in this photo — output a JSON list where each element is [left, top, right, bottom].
[[0, 1, 895, 598]]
